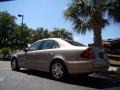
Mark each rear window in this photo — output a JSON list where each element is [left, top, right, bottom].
[[65, 40, 85, 46]]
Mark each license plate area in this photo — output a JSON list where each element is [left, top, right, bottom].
[[99, 52, 104, 59]]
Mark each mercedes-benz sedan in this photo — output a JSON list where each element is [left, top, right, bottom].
[[11, 38, 109, 80]]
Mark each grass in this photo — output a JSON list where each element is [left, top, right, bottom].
[[0, 50, 2, 54]]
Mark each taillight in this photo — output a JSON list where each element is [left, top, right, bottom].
[[80, 48, 96, 59]]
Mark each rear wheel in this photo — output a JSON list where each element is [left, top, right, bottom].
[[11, 58, 20, 71], [50, 60, 68, 81]]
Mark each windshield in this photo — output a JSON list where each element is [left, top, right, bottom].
[[65, 40, 85, 46]]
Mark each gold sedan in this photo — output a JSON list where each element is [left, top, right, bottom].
[[11, 38, 109, 80]]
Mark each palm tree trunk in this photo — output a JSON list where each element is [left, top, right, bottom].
[[93, 27, 102, 47]]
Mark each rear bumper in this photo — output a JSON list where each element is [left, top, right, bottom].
[[66, 60, 109, 74]]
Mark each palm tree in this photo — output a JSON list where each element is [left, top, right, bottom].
[[50, 28, 73, 40], [29, 28, 50, 43], [64, 0, 120, 47]]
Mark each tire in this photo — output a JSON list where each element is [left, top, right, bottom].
[[11, 58, 20, 71], [50, 60, 68, 81]]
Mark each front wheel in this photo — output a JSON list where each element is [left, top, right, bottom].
[[50, 61, 68, 81], [11, 58, 20, 71]]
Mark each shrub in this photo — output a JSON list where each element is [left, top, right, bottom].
[[0, 49, 2, 54], [1, 48, 10, 54], [1, 47, 10, 59]]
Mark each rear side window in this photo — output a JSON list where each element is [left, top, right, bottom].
[[41, 40, 59, 50], [52, 40, 59, 48], [65, 40, 85, 46]]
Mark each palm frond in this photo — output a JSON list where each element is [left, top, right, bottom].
[[72, 19, 92, 34], [107, 0, 120, 23]]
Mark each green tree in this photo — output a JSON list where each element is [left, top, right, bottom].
[[0, 11, 16, 48], [29, 28, 50, 43], [64, 0, 120, 47], [6, 24, 31, 50], [13, 24, 31, 49], [50, 28, 73, 40]]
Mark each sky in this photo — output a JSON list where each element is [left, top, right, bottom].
[[0, 0, 120, 45]]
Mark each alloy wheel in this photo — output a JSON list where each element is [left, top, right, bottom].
[[52, 63, 64, 79]]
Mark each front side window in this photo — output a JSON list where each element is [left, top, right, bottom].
[[28, 41, 42, 51]]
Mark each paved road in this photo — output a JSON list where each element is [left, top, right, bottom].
[[0, 61, 10, 69], [0, 61, 120, 90]]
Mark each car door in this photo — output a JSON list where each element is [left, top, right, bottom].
[[35, 40, 59, 71], [23, 41, 42, 69]]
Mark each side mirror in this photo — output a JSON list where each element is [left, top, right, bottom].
[[23, 48, 28, 52], [23, 43, 31, 52]]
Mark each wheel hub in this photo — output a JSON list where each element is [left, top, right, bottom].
[[52, 63, 63, 79]]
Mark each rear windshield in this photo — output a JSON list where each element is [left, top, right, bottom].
[[65, 40, 85, 46]]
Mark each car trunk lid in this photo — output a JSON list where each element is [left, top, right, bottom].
[[91, 47, 105, 60]]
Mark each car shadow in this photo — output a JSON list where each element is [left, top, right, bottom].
[[19, 69, 120, 89]]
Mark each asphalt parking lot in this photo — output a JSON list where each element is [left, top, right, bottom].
[[0, 61, 120, 90]]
